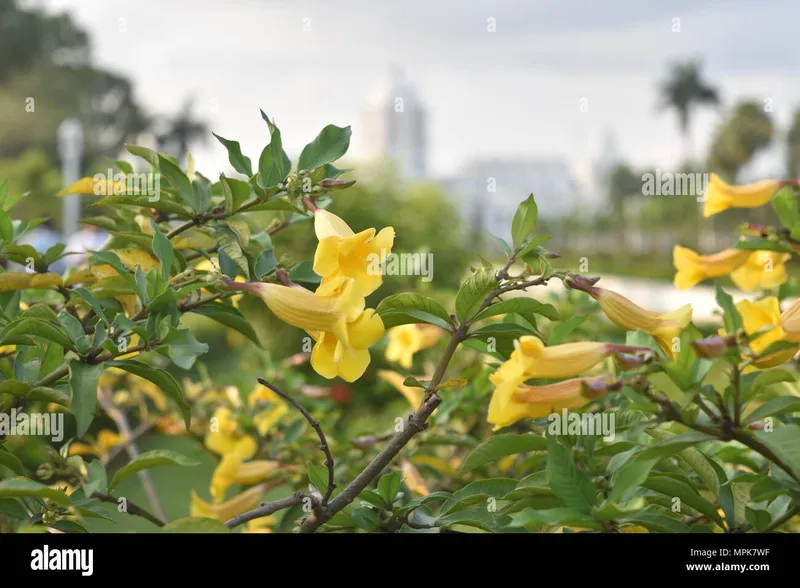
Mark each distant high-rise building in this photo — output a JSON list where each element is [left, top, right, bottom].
[[443, 158, 580, 242], [362, 66, 427, 180]]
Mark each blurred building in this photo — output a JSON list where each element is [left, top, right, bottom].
[[442, 158, 580, 242], [361, 66, 427, 180]]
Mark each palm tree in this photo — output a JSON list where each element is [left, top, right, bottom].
[[156, 98, 208, 166], [659, 61, 720, 162]]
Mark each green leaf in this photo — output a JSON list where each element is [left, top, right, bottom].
[[220, 175, 252, 214], [0, 451, 24, 475], [69, 360, 104, 437], [258, 128, 292, 188], [455, 268, 496, 322], [149, 220, 174, 281], [549, 314, 588, 345], [0, 317, 75, 351], [772, 186, 800, 231], [216, 226, 249, 279], [715, 283, 742, 333], [608, 455, 660, 502], [189, 303, 261, 347], [83, 460, 107, 496], [158, 155, 199, 212], [162, 517, 231, 533], [73, 287, 110, 328], [461, 434, 546, 474], [752, 368, 796, 392], [297, 125, 352, 171], [511, 194, 538, 249], [473, 296, 559, 324], [751, 425, 800, 480], [108, 450, 199, 491], [642, 475, 724, 528], [212, 133, 253, 176], [287, 260, 321, 284], [106, 359, 191, 429], [0, 479, 71, 506], [378, 472, 402, 505], [735, 238, 794, 254], [744, 396, 800, 424], [546, 434, 596, 514], [90, 251, 137, 290], [376, 293, 452, 331], [435, 507, 498, 532]]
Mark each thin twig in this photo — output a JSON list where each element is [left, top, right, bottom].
[[97, 387, 168, 523], [91, 492, 166, 528], [224, 492, 307, 529], [101, 419, 157, 466], [257, 378, 336, 505]]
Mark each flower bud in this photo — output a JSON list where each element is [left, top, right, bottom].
[[37, 463, 55, 481], [690, 334, 737, 358]]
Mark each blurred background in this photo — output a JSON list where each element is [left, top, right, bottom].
[[3, 0, 800, 528]]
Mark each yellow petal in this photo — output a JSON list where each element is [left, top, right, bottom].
[[314, 209, 354, 239], [190, 484, 266, 522], [347, 309, 384, 349], [378, 370, 425, 409], [401, 458, 430, 495], [703, 173, 780, 217], [56, 177, 128, 197], [313, 236, 341, 277]]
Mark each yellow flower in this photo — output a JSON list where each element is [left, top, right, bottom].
[[734, 297, 799, 370], [487, 362, 618, 430], [245, 515, 276, 533], [567, 276, 692, 359], [190, 484, 265, 522], [703, 173, 780, 217], [248, 384, 289, 437], [515, 336, 641, 379], [385, 324, 445, 368], [313, 209, 395, 297], [780, 298, 800, 342], [210, 455, 280, 503], [378, 369, 425, 409], [307, 276, 385, 382], [401, 458, 430, 496], [673, 246, 750, 290], [204, 407, 258, 458], [56, 176, 128, 197], [729, 251, 790, 292], [69, 429, 126, 459]]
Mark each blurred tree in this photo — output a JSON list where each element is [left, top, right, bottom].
[[607, 164, 641, 252], [787, 108, 800, 178], [0, 1, 148, 163], [659, 60, 719, 160], [708, 101, 774, 181], [156, 99, 208, 166]]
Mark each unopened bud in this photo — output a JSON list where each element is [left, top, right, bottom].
[[581, 377, 622, 400], [613, 352, 651, 370], [319, 179, 357, 191], [690, 334, 737, 358], [37, 463, 54, 481]]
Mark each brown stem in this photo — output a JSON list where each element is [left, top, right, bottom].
[[91, 492, 166, 528]]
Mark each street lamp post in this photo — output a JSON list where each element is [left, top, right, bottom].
[[57, 119, 84, 241]]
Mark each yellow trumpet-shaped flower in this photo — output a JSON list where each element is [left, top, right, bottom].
[[210, 455, 280, 503], [515, 336, 646, 379], [248, 384, 289, 437], [566, 276, 692, 359], [223, 276, 363, 346], [69, 429, 126, 459], [56, 176, 128, 197], [204, 407, 258, 458], [190, 484, 266, 522], [385, 324, 445, 368], [378, 369, 425, 409], [703, 173, 781, 217], [780, 298, 800, 343], [487, 365, 620, 430], [729, 251, 790, 292], [401, 458, 430, 496], [313, 209, 395, 297], [673, 246, 750, 290], [734, 297, 799, 370]]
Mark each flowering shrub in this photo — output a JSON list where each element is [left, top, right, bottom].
[[1, 116, 799, 534]]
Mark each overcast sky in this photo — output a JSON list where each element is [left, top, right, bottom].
[[39, 0, 800, 179]]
